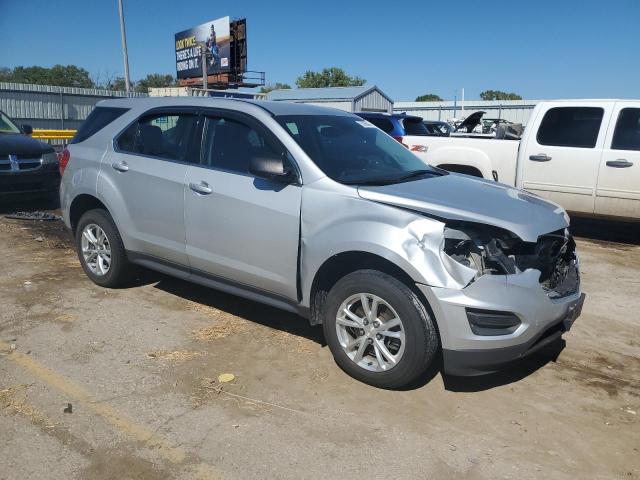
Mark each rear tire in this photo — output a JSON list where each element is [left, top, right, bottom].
[[75, 208, 133, 288], [322, 269, 439, 389]]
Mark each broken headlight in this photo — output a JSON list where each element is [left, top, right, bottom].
[[441, 223, 520, 284]]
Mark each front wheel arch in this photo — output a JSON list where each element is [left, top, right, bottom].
[[308, 251, 435, 328]]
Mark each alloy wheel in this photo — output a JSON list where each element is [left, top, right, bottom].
[[80, 223, 112, 276], [335, 293, 406, 372]]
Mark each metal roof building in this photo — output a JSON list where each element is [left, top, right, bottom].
[[266, 85, 393, 113]]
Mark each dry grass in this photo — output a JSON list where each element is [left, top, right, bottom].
[[0, 385, 49, 425], [188, 300, 316, 353], [55, 314, 75, 323], [188, 301, 252, 340], [146, 350, 205, 361]]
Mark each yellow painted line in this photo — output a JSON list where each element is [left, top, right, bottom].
[[0, 340, 221, 479]]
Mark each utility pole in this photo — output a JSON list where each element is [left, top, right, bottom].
[[461, 87, 465, 119], [117, 0, 132, 94]]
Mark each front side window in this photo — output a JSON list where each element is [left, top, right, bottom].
[[202, 116, 286, 175], [117, 112, 197, 162], [537, 107, 604, 148], [0, 111, 20, 134], [275, 114, 440, 185], [611, 108, 640, 151]]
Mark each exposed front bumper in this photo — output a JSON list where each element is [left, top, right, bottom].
[[0, 163, 60, 196], [418, 269, 584, 376]]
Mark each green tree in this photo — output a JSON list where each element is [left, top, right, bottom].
[[107, 77, 128, 91], [415, 93, 442, 102], [295, 67, 365, 88], [134, 73, 175, 93], [0, 67, 12, 82], [479, 90, 522, 101], [260, 82, 291, 94], [0, 65, 95, 88]]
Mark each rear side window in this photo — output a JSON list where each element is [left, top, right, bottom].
[[364, 117, 394, 133], [402, 118, 429, 136], [201, 116, 286, 175], [611, 108, 640, 151], [116, 112, 198, 162], [537, 107, 604, 148], [70, 107, 128, 144]]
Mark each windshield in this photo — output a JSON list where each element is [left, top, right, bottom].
[[275, 114, 439, 185], [0, 111, 20, 134]]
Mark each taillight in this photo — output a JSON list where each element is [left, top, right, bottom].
[[59, 148, 70, 176], [392, 136, 409, 148]]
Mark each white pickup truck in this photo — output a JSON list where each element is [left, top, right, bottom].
[[403, 100, 640, 221]]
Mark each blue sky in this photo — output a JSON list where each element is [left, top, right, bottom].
[[1, 0, 638, 101]]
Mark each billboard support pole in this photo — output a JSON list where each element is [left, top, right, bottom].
[[117, 0, 132, 94], [200, 43, 208, 90]]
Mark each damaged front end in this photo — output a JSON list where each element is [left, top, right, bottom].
[[441, 222, 579, 298]]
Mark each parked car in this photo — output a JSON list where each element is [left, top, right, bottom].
[[399, 100, 640, 221], [60, 98, 584, 388], [0, 109, 60, 200]]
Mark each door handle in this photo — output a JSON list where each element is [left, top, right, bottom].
[[529, 154, 552, 162], [111, 161, 129, 172], [606, 159, 633, 168], [189, 181, 213, 195]]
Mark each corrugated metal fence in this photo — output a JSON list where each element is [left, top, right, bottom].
[[0, 82, 146, 131], [394, 99, 542, 125]]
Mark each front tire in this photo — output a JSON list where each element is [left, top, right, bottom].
[[322, 270, 439, 389], [75, 208, 132, 288]]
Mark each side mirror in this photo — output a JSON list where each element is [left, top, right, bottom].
[[249, 155, 296, 183], [21, 124, 33, 135]]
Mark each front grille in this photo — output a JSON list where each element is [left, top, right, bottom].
[[0, 155, 43, 172]]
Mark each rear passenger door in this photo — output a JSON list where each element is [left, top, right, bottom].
[[101, 108, 200, 265], [595, 104, 640, 219], [520, 102, 613, 214], [184, 111, 302, 300]]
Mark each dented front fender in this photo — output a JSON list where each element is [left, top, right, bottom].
[[299, 179, 468, 307]]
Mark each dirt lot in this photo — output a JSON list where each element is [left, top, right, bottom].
[[1, 201, 639, 480]]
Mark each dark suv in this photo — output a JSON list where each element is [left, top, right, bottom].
[[354, 112, 430, 143], [0, 109, 60, 200]]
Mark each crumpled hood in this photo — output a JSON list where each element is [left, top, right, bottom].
[[0, 133, 53, 157], [358, 173, 569, 242]]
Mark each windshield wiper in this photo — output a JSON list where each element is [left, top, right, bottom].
[[342, 169, 439, 186]]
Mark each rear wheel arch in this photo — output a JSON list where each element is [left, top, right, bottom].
[[308, 251, 434, 326], [69, 194, 109, 233]]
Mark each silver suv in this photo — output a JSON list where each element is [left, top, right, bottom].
[[61, 98, 585, 388]]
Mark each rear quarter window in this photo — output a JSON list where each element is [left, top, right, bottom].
[[70, 107, 129, 144], [363, 117, 394, 133], [536, 107, 604, 148], [402, 119, 429, 136]]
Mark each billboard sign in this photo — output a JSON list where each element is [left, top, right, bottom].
[[175, 16, 231, 80]]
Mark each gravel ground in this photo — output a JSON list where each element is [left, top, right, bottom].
[[1, 199, 639, 480]]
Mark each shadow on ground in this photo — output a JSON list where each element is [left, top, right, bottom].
[[0, 195, 60, 214], [570, 216, 640, 245], [153, 275, 327, 348], [442, 339, 565, 392]]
